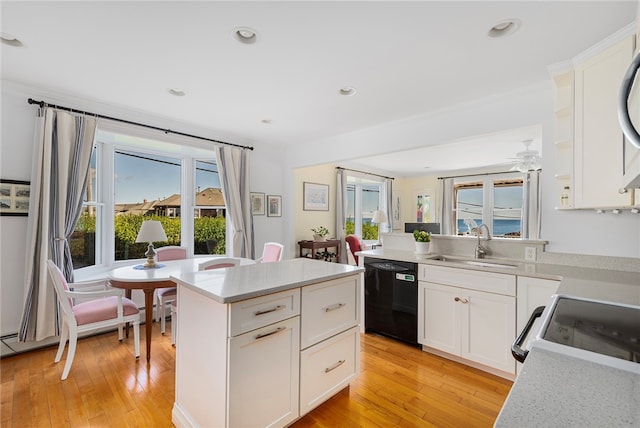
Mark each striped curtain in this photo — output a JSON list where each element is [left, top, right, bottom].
[[19, 108, 97, 342], [215, 145, 253, 258]]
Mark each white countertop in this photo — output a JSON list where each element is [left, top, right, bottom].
[[170, 257, 363, 303]]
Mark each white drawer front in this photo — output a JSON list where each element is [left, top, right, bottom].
[[300, 276, 359, 349], [420, 264, 515, 296], [300, 326, 359, 415], [229, 288, 300, 337]]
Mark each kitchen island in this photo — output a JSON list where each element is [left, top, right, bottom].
[[170, 258, 363, 428]]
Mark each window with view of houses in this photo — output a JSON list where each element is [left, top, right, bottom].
[[70, 129, 225, 270]]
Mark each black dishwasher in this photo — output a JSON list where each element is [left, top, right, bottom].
[[364, 257, 419, 347]]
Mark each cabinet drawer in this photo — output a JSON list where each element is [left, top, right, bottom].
[[300, 326, 359, 415], [300, 276, 360, 349], [420, 264, 515, 296], [229, 288, 300, 337]]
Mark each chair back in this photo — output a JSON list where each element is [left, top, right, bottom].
[[345, 235, 362, 265], [198, 257, 241, 271], [46, 260, 76, 324], [260, 242, 284, 263], [156, 246, 188, 261]]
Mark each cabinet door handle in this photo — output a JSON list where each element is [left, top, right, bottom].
[[454, 297, 469, 304], [324, 359, 346, 373], [254, 326, 286, 340], [323, 302, 346, 312], [254, 305, 285, 316]]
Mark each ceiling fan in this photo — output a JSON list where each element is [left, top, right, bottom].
[[510, 139, 541, 172]]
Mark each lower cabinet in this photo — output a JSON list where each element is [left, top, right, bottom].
[[300, 326, 359, 414], [228, 316, 300, 428], [418, 264, 517, 376], [419, 281, 516, 374]]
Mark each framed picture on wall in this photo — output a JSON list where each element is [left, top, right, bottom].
[[0, 179, 30, 216], [303, 182, 329, 211], [267, 195, 282, 217], [251, 192, 265, 215]]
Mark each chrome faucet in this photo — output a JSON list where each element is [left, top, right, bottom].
[[475, 224, 491, 259]]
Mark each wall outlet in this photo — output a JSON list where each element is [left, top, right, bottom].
[[524, 247, 536, 262]]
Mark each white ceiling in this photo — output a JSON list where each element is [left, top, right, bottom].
[[1, 1, 636, 175]]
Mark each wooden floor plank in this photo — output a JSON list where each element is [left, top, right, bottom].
[[1, 322, 512, 427]]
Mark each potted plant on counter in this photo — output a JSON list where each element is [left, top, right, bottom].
[[413, 229, 431, 254], [311, 226, 329, 242]]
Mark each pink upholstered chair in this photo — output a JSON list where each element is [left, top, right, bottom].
[[256, 242, 284, 263], [345, 235, 363, 265], [169, 258, 241, 346], [46, 260, 140, 380], [154, 246, 187, 334]]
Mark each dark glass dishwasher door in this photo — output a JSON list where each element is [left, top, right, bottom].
[[364, 258, 419, 346]]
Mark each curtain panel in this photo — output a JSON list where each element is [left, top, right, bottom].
[[335, 169, 347, 264], [19, 108, 97, 342], [384, 178, 393, 233], [215, 145, 253, 258]]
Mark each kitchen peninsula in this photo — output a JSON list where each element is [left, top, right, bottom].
[[169, 258, 363, 428]]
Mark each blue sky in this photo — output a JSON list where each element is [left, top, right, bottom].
[[114, 152, 220, 204]]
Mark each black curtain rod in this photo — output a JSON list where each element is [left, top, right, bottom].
[[27, 98, 254, 151], [437, 170, 531, 180], [336, 166, 394, 180]]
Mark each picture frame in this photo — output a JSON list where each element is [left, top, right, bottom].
[[250, 192, 265, 215], [0, 179, 30, 216], [303, 182, 329, 211], [267, 195, 282, 217]]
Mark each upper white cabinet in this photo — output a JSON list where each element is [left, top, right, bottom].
[[574, 34, 636, 208]]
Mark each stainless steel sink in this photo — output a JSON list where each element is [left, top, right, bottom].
[[428, 255, 518, 269]]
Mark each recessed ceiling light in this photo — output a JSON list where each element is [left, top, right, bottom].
[[234, 27, 258, 45], [168, 88, 186, 97], [339, 87, 357, 96], [261, 119, 273, 124], [488, 19, 521, 38], [1, 32, 23, 47]]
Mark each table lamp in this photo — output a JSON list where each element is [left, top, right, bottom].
[[372, 210, 389, 233], [135, 220, 167, 268]]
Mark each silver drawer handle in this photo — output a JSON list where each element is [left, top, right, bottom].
[[454, 297, 469, 304], [323, 303, 346, 312], [324, 359, 346, 373], [254, 305, 285, 316], [254, 327, 286, 340]]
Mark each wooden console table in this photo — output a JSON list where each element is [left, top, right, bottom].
[[298, 239, 341, 263]]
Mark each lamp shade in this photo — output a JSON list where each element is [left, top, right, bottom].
[[135, 220, 167, 243], [371, 210, 388, 224]]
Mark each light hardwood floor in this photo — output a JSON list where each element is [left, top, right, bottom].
[[1, 322, 512, 427]]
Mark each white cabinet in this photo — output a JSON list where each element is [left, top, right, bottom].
[[173, 273, 361, 428], [574, 34, 636, 208], [228, 316, 300, 428], [418, 265, 516, 375], [299, 276, 360, 414]]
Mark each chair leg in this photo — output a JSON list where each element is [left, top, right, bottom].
[[133, 321, 140, 359], [154, 290, 160, 322], [55, 323, 69, 363], [61, 327, 78, 380], [160, 300, 166, 334]]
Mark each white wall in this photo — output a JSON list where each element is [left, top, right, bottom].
[[0, 82, 285, 336]]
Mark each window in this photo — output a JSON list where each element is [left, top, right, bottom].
[[193, 159, 226, 255], [454, 174, 523, 238], [71, 145, 101, 269], [345, 176, 385, 240], [70, 128, 223, 271], [114, 149, 182, 261]]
